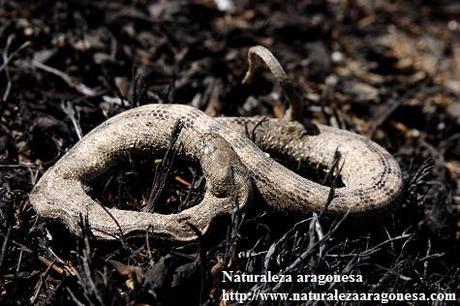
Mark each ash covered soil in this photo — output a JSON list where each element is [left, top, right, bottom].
[[0, 0, 459, 305]]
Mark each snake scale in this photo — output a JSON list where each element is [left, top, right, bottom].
[[29, 46, 404, 241]]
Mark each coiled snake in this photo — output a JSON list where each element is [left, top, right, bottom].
[[29, 46, 404, 240]]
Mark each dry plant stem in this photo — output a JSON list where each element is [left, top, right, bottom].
[[33, 61, 98, 96], [243, 46, 304, 122]]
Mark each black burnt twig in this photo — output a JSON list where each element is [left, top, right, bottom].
[[143, 120, 183, 213]]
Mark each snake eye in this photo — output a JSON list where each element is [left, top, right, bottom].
[[202, 141, 216, 155]]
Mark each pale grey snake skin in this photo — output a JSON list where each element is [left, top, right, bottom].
[[29, 47, 404, 241], [29, 104, 404, 240]]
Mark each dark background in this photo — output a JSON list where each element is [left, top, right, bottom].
[[0, 0, 459, 305]]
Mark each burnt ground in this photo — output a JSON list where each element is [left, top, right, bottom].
[[0, 0, 459, 305]]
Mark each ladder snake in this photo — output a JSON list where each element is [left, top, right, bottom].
[[29, 46, 404, 240]]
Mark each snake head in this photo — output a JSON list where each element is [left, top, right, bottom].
[[198, 134, 252, 202]]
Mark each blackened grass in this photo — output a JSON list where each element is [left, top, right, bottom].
[[321, 149, 344, 217], [223, 165, 245, 269], [185, 221, 207, 304], [144, 120, 184, 213]]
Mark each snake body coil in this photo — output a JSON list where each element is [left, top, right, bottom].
[[29, 104, 403, 240], [29, 46, 404, 240]]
